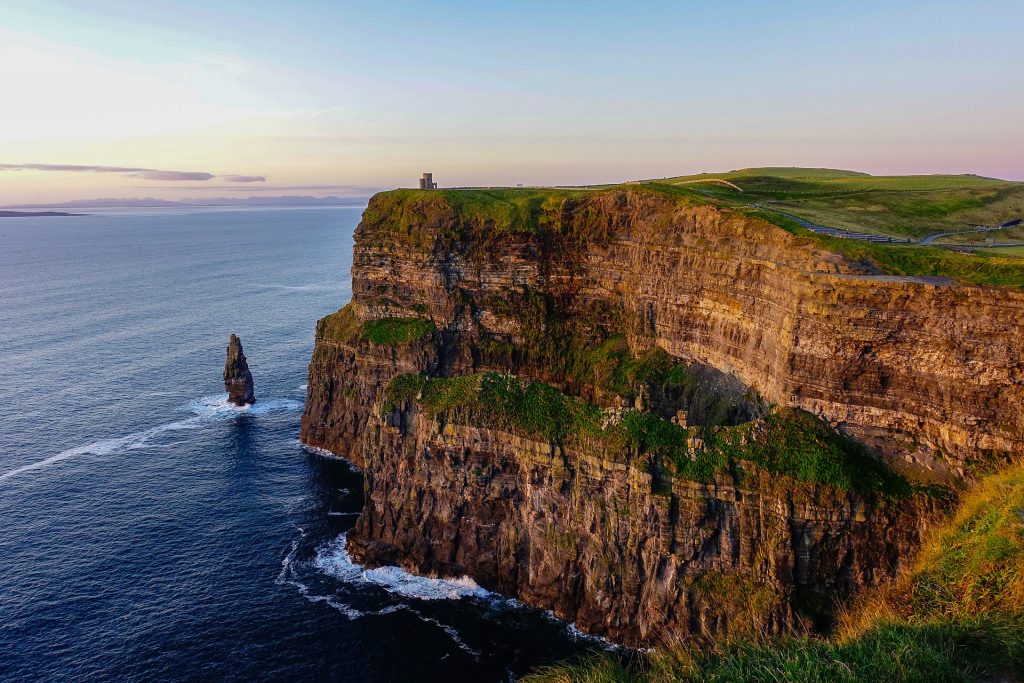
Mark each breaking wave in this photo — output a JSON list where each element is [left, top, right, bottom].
[[0, 394, 303, 483], [313, 533, 492, 601], [186, 395, 303, 417], [279, 531, 484, 658], [300, 444, 361, 472]]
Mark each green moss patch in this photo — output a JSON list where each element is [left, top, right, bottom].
[[360, 317, 435, 345], [316, 305, 435, 346], [383, 372, 908, 497]]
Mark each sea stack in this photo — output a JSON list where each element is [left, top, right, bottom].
[[223, 334, 255, 406]]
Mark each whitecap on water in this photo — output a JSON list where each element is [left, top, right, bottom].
[[0, 394, 303, 483], [300, 444, 361, 471], [314, 533, 492, 601], [186, 394, 303, 417]]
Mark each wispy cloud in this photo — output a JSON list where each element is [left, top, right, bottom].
[[136, 184, 379, 195], [0, 163, 264, 182], [222, 175, 267, 183]]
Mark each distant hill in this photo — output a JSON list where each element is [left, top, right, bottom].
[[0, 210, 84, 217], [633, 167, 1024, 240], [3, 196, 370, 210]]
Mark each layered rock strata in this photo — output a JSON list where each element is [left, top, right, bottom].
[[224, 333, 255, 406], [301, 187, 1024, 643], [348, 406, 936, 645]]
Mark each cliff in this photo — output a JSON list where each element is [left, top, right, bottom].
[[301, 186, 1024, 644]]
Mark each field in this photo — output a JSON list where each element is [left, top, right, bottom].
[[640, 168, 1024, 242], [391, 170, 1024, 289]]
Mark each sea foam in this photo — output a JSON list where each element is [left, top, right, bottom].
[[0, 394, 304, 483], [314, 533, 492, 601]]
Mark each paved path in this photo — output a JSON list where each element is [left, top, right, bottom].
[[753, 205, 910, 243], [919, 225, 1003, 245]]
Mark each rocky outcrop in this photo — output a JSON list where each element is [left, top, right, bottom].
[[303, 188, 1024, 479], [300, 186, 1024, 644], [224, 334, 255, 406], [349, 405, 938, 645]]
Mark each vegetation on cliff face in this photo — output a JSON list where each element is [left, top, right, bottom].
[[383, 372, 910, 497], [523, 464, 1024, 683], [317, 304, 435, 346], [360, 317, 436, 345]]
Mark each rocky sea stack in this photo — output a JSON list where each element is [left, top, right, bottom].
[[223, 334, 255, 406]]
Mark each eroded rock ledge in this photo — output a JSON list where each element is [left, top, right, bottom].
[[300, 186, 1024, 644]]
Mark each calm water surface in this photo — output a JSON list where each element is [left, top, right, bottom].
[[0, 207, 596, 682]]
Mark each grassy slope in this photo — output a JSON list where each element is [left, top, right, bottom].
[[523, 464, 1024, 683], [649, 167, 1024, 241]]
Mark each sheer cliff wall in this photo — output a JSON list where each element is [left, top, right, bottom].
[[302, 188, 1024, 479], [299, 187, 1022, 644]]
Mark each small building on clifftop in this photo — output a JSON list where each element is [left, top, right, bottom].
[[418, 172, 437, 189]]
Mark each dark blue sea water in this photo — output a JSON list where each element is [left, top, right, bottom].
[[0, 208, 596, 682]]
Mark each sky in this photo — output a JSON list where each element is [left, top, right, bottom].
[[1, 0, 1022, 204]]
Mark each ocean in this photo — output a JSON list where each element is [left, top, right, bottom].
[[0, 207, 598, 682]]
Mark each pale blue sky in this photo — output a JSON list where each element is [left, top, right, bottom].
[[1, 0, 1022, 201]]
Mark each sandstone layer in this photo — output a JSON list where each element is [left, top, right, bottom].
[[224, 333, 255, 406], [300, 187, 1024, 643]]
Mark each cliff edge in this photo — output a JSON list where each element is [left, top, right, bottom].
[[300, 185, 1024, 644]]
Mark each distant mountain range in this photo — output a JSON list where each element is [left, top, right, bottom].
[[3, 195, 370, 209], [0, 210, 84, 217]]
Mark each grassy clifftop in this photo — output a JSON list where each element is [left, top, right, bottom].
[[523, 463, 1024, 682], [652, 167, 1024, 241], [361, 177, 1024, 290]]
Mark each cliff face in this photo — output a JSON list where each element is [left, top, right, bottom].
[[300, 187, 1024, 643], [348, 406, 936, 645]]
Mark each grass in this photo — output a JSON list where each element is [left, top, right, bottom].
[[316, 304, 435, 345], [383, 372, 909, 497], [649, 167, 1024, 240], [360, 187, 589, 239], [522, 464, 1024, 683], [704, 410, 912, 499], [360, 317, 436, 345], [744, 208, 1024, 289], [362, 177, 1024, 290], [566, 336, 694, 400]]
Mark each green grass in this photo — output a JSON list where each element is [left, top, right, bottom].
[[383, 372, 909, 497], [743, 208, 1024, 289], [360, 317, 435, 345], [362, 177, 1024, 289], [385, 372, 603, 443], [317, 303, 361, 342], [566, 336, 693, 399], [704, 410, 911, 498], [361, 187, 590, 239], [523, 464, 1024, 683], [316, 304, 435, 345], [649, 167, 1024, 240]]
